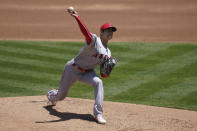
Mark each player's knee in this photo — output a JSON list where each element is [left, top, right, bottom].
[[57, 92, 66, 101], [58, 96, 65, 101], [93, 77, 103, 87]]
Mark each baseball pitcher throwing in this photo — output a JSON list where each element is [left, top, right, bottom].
[[47, 6, 117, 124]]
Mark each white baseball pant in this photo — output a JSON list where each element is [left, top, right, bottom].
[[55, 60, 104, 116]]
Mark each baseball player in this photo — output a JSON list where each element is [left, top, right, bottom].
[[47, 7, 117, 124]]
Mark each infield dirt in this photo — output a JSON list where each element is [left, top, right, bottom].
[[0, 96, 197, 131], [0, 0, 197, 131]]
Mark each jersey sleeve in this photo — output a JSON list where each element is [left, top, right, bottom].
[[75, 16, 92, 44], [87, 33, 97, 46]]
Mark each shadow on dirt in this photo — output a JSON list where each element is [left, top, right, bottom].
[[35, 105, 96, 123]]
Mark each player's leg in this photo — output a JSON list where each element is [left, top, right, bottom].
[[47, 61, 77, 104], [57, 63, 78, 100], [79, 71, 106, 123]]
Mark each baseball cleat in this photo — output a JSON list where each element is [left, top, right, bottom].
[[46, 89, 58, 106], [94, 114, 106, 124]]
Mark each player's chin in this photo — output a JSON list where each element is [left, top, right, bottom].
[[107, 36, 113, 40]]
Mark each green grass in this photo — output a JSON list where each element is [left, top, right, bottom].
[[0, 40, 197, 111]]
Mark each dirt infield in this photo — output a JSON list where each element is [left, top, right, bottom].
[[0, 96, 197, 131], [0, 0, 197, 43]]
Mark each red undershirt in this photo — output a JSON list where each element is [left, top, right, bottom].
[[75, 16, 92, 44]]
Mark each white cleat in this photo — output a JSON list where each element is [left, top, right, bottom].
[[95, 114, 107, 124], [46, 89, 58, 106]]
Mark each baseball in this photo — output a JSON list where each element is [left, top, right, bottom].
[[67, 6, 74, 13]]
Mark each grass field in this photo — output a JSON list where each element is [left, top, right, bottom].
[[0, 40, 197, 111]]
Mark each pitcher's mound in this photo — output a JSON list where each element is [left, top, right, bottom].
[[0, 96, 197, 131]]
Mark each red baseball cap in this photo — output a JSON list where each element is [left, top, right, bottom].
[[100, 23, 117, 32]]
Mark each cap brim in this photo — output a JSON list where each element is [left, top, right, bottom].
[[110, 27, 117, 32]]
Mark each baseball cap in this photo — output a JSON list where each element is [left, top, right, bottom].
[[100, 23, 117, 32]]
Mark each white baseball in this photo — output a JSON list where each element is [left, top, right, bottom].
[[67, 6, 74, 13]]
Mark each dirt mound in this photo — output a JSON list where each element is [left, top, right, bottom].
[[0, 96, 197, 131]]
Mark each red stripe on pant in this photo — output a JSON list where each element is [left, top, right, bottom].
[[72, 63, 89, 72]]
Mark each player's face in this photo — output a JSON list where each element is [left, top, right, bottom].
[[102, 28, 114, 40]]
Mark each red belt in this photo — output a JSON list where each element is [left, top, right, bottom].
[[72, 63, 90, 72]]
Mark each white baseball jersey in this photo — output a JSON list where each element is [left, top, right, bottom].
[[73, 33, 111, 69]]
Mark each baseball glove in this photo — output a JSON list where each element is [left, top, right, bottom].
[[100, 57, 117, 78]]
